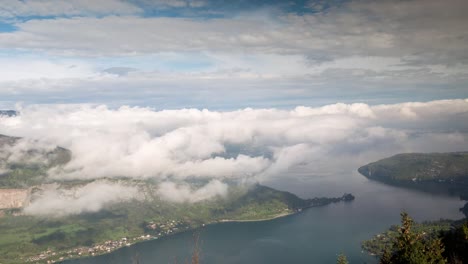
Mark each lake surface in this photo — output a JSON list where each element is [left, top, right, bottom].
[[64, 171, 466, 264]]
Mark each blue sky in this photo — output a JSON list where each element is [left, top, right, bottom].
[[0, 0, 467, 109]]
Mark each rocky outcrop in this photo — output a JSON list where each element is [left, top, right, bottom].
[[0, 188, 30, 209]]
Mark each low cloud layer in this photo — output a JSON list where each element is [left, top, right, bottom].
[[0, 136, 60, 174], [157, 180, 228, 203], [1, 99, 468, 215], [24, 181, 139, 217], [23, 179, 229, 217], [0, 138, 56, 165], [1, 99, 467, 182]]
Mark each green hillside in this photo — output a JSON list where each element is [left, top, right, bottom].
[[0, 134, 354, 263], [358, 152, 468, 183], [0, 182, 352, 263], [0, 134, 72, 188]]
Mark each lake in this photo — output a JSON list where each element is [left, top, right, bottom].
[[64, 171, 466, 264]]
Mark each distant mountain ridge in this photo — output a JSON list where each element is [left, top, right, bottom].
[[358, 151, 468, 206], [358, 152, 468, 183], [0, 110, 17, 117], [0, 134, 72, 188]]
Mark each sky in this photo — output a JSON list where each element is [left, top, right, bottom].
[[0, 1, 468, 215], [0, 0, 467, 109]]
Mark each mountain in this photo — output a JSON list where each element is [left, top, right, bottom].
[[358, 152, 468, 183], [0, 110, 17, 117], [358, 152, 468, 194], [0, 134, 72, 188], [0, 134, 354, 263]]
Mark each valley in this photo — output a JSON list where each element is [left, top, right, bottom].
[[0, 134, 354, 263]]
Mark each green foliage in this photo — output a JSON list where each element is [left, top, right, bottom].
[[440, 221, 468, 264], [0, 166, 48, 188], [336, 253, 349, 264], [358, 152, 468, 187], [462, 222, 468, 240], [364, 216, 468, 264], [362, 220, 452, 256], [380, 212, 446, 264]]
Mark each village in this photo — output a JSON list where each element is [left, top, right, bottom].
[[25, 219, 192, 263]]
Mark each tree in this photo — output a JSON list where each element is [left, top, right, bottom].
[[440, 221, 468, 264], [336, 253, 349, 264], [380, 212, 446, 264]]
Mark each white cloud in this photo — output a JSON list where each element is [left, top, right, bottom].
[[24, 181, 139, 217], [146, 0, 207, 8], [1, 137, 56, 165], [157, 180, 228, 203], [0, 0, 466, 106], [0, 61, 465, 110], [0, 0, 466, 67], [22, 179, 228, 216], [0, 58, 96, 82], [188, 1, 207, 8], [1, 99, 467, 215], [0, 99, 467, 184], [0, 16, 284, 56], [0, 0, 142, 18]]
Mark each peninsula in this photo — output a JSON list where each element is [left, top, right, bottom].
[[358, 152, 468, 196]]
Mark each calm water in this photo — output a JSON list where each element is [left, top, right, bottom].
[[64, 171, 465, 264]]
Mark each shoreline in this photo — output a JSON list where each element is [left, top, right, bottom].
[[31, 197, 354, 263], [47, 199, 353, 263], [218, 212, 295, 223], [51, 211, 299, 264], [56, 204, 341, 263]]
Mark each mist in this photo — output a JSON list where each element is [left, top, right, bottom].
[[1, 99, 468, 215], [24, 181, 140, 217]]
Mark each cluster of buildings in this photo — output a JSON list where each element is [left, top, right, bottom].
[[24, 249, 56, 263], [26, 236, 148, 263], [26, 219, 193, 263]]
